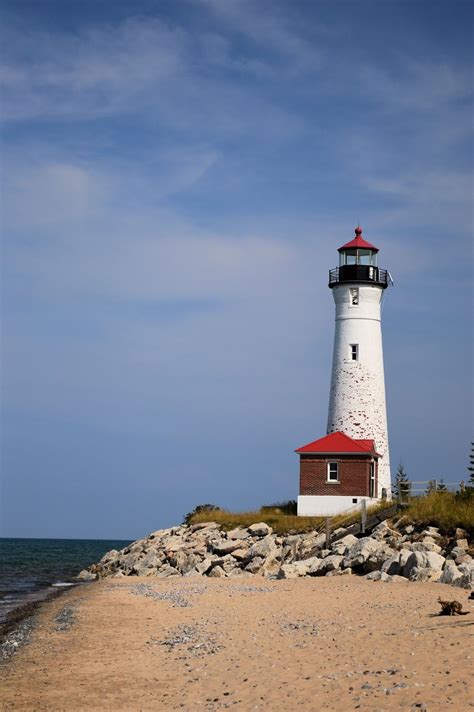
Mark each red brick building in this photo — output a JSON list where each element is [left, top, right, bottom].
[[296, 431, 380, 516]]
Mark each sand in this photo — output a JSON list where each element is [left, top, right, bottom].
[[1, 576, 472, 711]]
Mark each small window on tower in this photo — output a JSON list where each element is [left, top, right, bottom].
[[350, 288, 359, 305], [327, 462, 339, 482], [350, 344, 359, 361]]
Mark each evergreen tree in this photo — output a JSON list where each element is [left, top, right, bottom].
[[394, 463, 411, 501], [425, 479, 438, 494], [468, 442, 474, 486], [437, 478, 448, 492]]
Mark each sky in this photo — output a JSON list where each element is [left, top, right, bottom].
[[1, 0, 472, 539]]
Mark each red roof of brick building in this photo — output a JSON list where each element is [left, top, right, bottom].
[[295, 431, 380, 456]]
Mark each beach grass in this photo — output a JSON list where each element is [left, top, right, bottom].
[[187, 500, 395, 534], [403, 491, 474, 532]]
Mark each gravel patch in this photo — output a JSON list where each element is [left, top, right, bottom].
[[0, 616, 36, 662], [149, 623, 222, 657], [54, 605, 76, 632]]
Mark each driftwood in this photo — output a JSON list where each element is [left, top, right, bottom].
[[437, 597, 470, 616]]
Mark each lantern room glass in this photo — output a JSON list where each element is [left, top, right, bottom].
[[339, 250, 377, 267]]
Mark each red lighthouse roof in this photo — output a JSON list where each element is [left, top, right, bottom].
[[295, 431, 380, 456], [338, 226, 379, 253]]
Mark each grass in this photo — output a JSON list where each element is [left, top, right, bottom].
[[188, 501, 395, 535], [403, 492, 474, 533]]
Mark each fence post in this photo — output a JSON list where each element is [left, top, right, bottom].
[[361, 500, 367, 534], [325, 517, 331, 547]]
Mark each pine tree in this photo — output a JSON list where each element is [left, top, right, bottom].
[[437, 478, 448, 492], [425, 479, 438, 494], [468, 442, 474, 486], [394, 463, 411, 501]]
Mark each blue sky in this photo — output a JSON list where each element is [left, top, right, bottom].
[[1, 0, 472, 539]]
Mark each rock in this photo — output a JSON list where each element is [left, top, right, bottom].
[[372, 521, 399, 540], [449, 546, 469, 559], [454, 528, 466, 540], [439, 560, 463, 585], [381, 553, 401, 576], [385, 574, 408, 583], [195, 558, 213, 575], [212, 539, 246, 555], [398, 549, 411, 570], [231, 548, 251, 561], [366, 570, 389, 581], [77, 569, 97, 581], [455, 538, 469, 550], [208, 565, 226, 578], [301, 556, 323, 575], [248, 522, 273, 537], [403, 551, 445, 581], [248, 535, 277, 559], [410, 541, 442, 554], [404, 525, 415, 534], [420, 528, 441, 539], [189, 522, 219, 532], [154, 565, 180, 578], [452, 561, 474, 589], [318, 554, 343, 575], [454, 553, 472, 566], [169, 551, 200, 574], [331, 534, 358, 555], [277, 562, 309, 579], [343, 537, 392, 570], [245, 557, 264, 574], [227, 528, 250, 540]]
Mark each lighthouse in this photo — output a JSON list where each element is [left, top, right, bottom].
[[296, 226, 392, 517]]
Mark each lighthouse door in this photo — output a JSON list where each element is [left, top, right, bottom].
[[369, 462, 376, 498]]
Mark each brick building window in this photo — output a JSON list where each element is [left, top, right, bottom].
[[327, 462, 339, 482]]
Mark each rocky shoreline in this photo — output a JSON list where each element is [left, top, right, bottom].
[[79, 519, 473, 589]]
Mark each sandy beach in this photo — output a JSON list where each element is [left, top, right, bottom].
[[1, 576, 472, 712]]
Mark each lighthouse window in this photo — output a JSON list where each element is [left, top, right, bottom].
[[327, 462, 339, 482], [350, 344, 359, 361], [350, 288, 359, 305]]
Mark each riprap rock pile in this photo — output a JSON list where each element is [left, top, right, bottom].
[[79, 520, 473, 589]]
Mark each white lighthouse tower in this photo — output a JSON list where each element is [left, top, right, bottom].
[[327, 226, 392, 498], [295, 226, 392, 517]]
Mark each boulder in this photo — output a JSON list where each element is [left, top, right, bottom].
[[277, 562, 309, 579], [154, 565, 180, 578], [248, 535, 277, 559], [208, 565, 226, 578], [403, 551, 445, 580], [77, 569, 97, 581], [366, 570, 389, 581], [381, 553, 401, 576], [455, 539, 469, 550], [245, 557, 264, 574], [453, 561, 474, 590], [248, 522, 273, 537], [195, 558, 213, 575], [410, 541, 442, 554], [343, 537, 392, 570], [212, 539, 246, 555], [227, 527, 250, 540], [331, 534, 358, 555], [231, 548, 251, 561], [439, 560, 463, 585], [317, 554, 343, 575]]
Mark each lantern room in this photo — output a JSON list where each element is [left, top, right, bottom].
[[328, 226, 389, 288]]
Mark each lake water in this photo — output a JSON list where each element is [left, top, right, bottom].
[[0, 537, 131, 623]]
